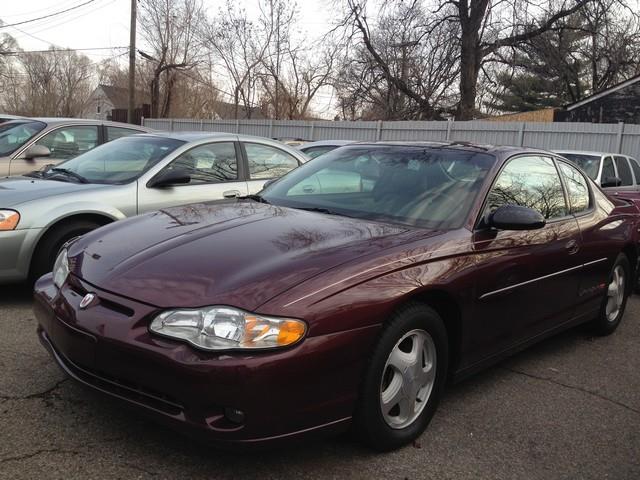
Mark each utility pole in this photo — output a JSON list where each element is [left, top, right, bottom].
[[127, 0, 137, 124]]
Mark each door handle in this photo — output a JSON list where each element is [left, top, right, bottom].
[[223, 189, 241, 198], [565, 239, 580, 255]]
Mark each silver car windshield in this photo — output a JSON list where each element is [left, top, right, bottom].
[[261, 145, 495, 229], [559, 153, 600, 180], [0, 121, 46, 156], [42, 136, 185, 184]]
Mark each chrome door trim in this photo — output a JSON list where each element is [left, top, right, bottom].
[[479, 257, 608, 300]]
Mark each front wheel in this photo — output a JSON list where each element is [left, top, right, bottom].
[[354, 303, 448, 451], [29, 220, 102, 284], [591, 253, 630, 336]]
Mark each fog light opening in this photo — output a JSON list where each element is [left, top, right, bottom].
[[224, 407, 245, 425]]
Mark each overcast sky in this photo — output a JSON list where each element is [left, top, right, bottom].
[[1, 0, 337, 116]]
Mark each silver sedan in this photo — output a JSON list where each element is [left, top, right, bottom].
[[0, 118, 151, 176], [0, 132, 308, 283]]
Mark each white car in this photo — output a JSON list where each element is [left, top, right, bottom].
[[554, 150, 640, 193]]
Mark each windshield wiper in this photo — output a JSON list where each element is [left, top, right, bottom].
[[49, 168, 89, 184], [295, 206, 339, 215], [238, 194, 270, 204], [23, 170, 44, 178]]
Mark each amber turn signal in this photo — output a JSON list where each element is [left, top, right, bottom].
[[0, 210, 20, 231]]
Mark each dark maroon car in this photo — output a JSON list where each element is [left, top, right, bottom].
[[34, 142, 640, 451]]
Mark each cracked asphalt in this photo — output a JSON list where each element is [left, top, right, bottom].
[[1, 284, 639, 480]]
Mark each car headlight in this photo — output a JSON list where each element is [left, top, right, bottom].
[[149, 307, 307, 351], [52, 248, 69, 288], [0, 210, 20, 231]]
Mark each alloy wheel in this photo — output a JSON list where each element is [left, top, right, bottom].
[[606, 265, 626, 322], [379, 329, 436, 429]]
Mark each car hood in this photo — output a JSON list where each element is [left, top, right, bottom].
[[0, 176, 108, 206], [69, 201, 421, 311]]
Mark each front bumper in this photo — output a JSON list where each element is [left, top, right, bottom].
[[0, 228, 42, 283], [34, 274, 379, 446]]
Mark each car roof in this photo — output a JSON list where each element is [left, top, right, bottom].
[[336, 140, 547, 156], [137, 131, 306, 144], [554, 150, 615, 157], [28, 118, 151, 128], [300, 140, 356, 148]]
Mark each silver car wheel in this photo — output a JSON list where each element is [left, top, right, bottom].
[[379, 329, 436, 430], [606, 265, 625, 322]]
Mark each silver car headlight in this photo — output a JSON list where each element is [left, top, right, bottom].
[[0, 209, 20, 231], [52, 248, 69, 288], [149, 306, 307, 351]]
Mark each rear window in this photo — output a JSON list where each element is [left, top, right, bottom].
[[629, 158, 640, 185], [559, 153, 600, 180]]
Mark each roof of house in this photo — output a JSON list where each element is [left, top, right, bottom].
[[564, 73, 640, 111], [212, 101, 265, 120], [96, 84, 148, 109]]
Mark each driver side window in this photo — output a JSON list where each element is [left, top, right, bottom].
[[485, 156, 567, 220], [35, 126, 98, 159], [164, 142, 238, 184]]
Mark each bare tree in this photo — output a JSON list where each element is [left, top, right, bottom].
[[1, 48, 94, 117], [335, 1, 459, 120], [138, 0, 203, 118], [255, 1, 339, 119], [339, 0, 602, 119], [202, 1, 270, 119]]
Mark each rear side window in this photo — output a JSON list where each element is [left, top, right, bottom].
[[558, 161, 590, 214], [602, 156, 615, 182], [629, 158, 640, 185], [614, 156, 633, 186], [485, 156, 567, 219], [107, 126, 142, 142]]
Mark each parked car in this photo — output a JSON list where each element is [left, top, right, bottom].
[[298, 140, 356, 158], [275, 137, 309, 147], [34, 142, 639, 450], [0, 118, 151, 177], [555, 150, 640, 195], [0, 113, 27, 124], [0, 132, 307, 283]]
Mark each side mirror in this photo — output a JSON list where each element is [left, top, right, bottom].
[[489, 205, 546, 231], [261, 178, 278, 190], [148, 168, 191, 188], [601, 176, 622, 188], [23, 145, 51, 160]]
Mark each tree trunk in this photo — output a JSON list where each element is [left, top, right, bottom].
[[150, 71, 161, 118], [457, 32, 480, 120], [456, 0, 487, 120]]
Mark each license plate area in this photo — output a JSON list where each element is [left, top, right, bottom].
[[49, 317, 97, 369]]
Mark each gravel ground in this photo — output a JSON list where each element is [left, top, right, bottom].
[[1, 284, 638, 480]]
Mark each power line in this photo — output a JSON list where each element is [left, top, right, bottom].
[[12, 0, 116, 38], [7, 26, 55, 47], [0, 0, 80, 18], [0, 0, 96, 29], [1, 46, 128, 55]]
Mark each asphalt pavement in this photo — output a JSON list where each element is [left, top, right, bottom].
[[1, 284, 638, 479]]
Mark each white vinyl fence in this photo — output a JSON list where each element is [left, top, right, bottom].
[[142, 118, 640, 157]]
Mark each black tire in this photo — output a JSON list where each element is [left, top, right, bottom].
[[354, 302, 448, 451], [591, 253, 631, 336], [29, 220, 101, 284]]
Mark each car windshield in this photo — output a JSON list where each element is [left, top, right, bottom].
[[302, 145, 340, 159], [40, 136, 185, 184], [261, 145, 495, 229], [0, 120, 46, 156], [559, 153, 600, 180]]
